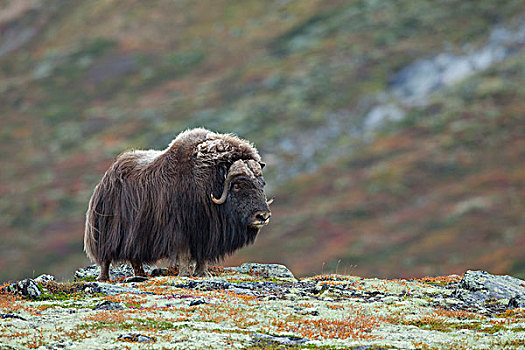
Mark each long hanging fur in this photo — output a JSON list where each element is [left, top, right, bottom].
[[84, 128, 265, 275]]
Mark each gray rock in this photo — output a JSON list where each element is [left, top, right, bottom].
[[75, 264, 156, 281], [364, 103, 405, 131], [85, 282, 150, 296], [228, 287, 258, 296], [229, 263, 296, 280], [189, 299, 207, 307], [173, 277, 293, 299], [117, 333, 156, 343], [74, 265, 99, 281], [8, 279, 41, 299], [0, 313, 27, 321], [252, 333, 308, 346], [508, 296, 525, 309], [389, 21, 525, 106], [93, 301, 126, 311], [124, 276, 149, 283], [174, 279, 231, 291], [456, 270, 525, 310], [34, 274, 55, 283], [461, 270, 525, 298]]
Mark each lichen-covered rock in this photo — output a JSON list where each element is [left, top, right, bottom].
[[117, 333, 156, 343], [85, 282, 149, 296], [74, 264, 99, 281], [34, 274, 55, 283], [7, 279, 41, 299], [228, 263, 296, 281], [93, 300, 126, 311], [508, 296, 525, 309], [251, 333, 308, 346], [173, 278, 232, 291], [74, 264, 156, 281], [455, 270, 525, 312], [123, 276, 149, 283], [0, 313, 27, 321]]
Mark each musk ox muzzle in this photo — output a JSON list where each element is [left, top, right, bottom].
[[84, 128, 272, 281]]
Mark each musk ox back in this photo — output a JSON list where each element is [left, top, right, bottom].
[[84, 128, 272, 281]]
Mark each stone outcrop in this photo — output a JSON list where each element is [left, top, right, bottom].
[[456, 270, 525, 310]]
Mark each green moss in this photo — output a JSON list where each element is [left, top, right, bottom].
[[34, 282, 92, 301], [406, 318, 521, 334], [245, 340, 354, 350], [39, 302, 87, 309], [75, 276, 97, 283], [78, 318, 180, 331], [134, 318, 178, 331]]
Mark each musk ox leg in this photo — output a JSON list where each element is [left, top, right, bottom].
[[177, 250, 194, 277], [98, 260, 111, 282], [131, 261, 146, 277], [194, 261, 212, 278]]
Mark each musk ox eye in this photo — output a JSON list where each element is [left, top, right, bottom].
[[232, 183, 241, 191]]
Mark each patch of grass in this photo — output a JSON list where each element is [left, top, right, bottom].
[[392, 310, 519, 335], [411, 342, 470, 350], [35, 302, 87, 311], [75, 276, 97, 283], [245, 338, 347, 350], [497, 309, 525, 321], [411, 275, 463, 286], [35, 282, 92, 301], [80, 311, 181, 332]]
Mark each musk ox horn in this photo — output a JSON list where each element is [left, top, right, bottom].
[[210, 173, 233, 204], [267, 197, 275, 206], [211, 160, 253, 205]]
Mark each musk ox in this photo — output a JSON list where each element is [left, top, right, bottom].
[[84, 128, 272, 281]]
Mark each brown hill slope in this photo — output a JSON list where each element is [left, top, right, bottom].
[[228, 55, 525, 279]]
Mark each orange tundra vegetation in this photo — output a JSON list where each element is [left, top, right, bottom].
[[272, 307, 383, 340], [0, 287, 32, 314]]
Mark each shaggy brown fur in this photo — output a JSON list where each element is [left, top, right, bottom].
[[84, 128, 271, 281]]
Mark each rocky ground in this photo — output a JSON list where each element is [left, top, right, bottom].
[[1, 264, 525, 349]]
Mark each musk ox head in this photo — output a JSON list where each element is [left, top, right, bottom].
[[211, 159, 272, 238]]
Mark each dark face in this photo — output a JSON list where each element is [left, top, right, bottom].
[[226, 175, 271, 232]]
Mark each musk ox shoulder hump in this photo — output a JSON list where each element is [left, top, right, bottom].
[[110, 149, 162, 175], [132, 150, 163, 166]]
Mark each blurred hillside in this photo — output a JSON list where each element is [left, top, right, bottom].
[[1, 0, 524, 281]]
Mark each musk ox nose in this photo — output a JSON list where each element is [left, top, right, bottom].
[[253, 211, 271, 226]]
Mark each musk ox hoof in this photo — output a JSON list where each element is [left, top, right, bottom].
[[177, 265, 194, 277], [193, 270, 212, 278], [97, 275, 109, 282]]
